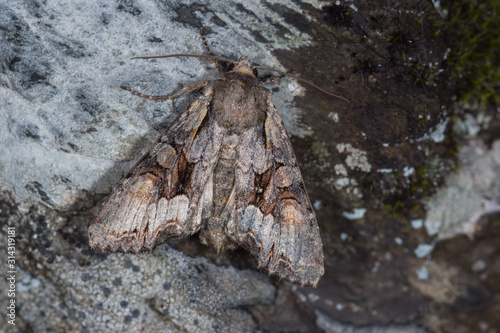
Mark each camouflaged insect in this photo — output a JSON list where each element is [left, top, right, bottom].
[[89, 39, 325, 286]]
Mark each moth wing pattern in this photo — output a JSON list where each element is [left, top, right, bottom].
[[89, 86, 226, 252], [227, 93, 325, 286]]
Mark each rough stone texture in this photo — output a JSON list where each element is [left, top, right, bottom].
[[1, 0, 499, 332], [424, 139, 500, 239], [1, 0, 321, 212], [0, 193, 275, 332]]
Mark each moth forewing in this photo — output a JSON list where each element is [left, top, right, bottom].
[[89, 53, 325, 286]]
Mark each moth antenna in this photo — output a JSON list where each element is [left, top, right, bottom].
[[255, 66, 351, 104], [199, 27, 215, 56], [131, 54, 237, 65], [198, 27, 223, 73], [131, 54, 349, 104]]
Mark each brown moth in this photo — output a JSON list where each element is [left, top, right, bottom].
[[89, 34, 326, 286]]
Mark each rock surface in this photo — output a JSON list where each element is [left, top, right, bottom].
[[1, 0, 498, 332]]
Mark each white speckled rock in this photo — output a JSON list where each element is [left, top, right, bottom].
[[0, 0, 320, 331], [0, 0, 311, 211]]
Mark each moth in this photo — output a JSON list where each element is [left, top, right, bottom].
[[89, 32, 336, 286]]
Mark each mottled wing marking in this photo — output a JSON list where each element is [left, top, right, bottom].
[[227, 95, 324, 286], [89, 87, 226, 252]]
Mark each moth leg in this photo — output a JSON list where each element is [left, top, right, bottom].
[[261, 68, 296, 86], [199, 27, 222, 74], [120, 86, 172, 100], [261, 75, 282, 86], [121, 81, 210, 105], [166, 80, 211, 109]]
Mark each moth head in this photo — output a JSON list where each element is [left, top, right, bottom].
[[231, 55, 258, 77]]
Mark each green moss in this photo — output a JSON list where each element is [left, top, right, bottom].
[[382, 200, 405, 216], [384, 14, 443, 88], [366, 15, 385, 31], [445, 1, 500, 107]]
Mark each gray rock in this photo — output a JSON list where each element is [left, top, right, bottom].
[[424, 139, 500, 239], [0, 0, 309, 210], [1, 0, 315, 331], [4, 0, 496, 332]]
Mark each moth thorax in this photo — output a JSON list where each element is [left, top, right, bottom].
[[232, 55, 255, 76]]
